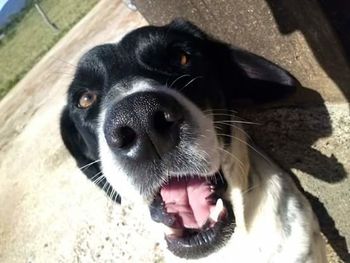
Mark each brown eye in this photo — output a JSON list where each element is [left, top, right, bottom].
[[78, 91, 97, 109], [180, 53, 189, 65]]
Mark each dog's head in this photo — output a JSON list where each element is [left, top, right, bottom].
[[61, 19, 297, 259]]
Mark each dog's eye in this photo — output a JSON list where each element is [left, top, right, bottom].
[[180, 53, 189, 66], [78, 91, 97, 109]]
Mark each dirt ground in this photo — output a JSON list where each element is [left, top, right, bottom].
[[0, 0, 348, 262]]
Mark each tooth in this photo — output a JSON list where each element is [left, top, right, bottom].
[[163, 225, 183, 237], [209, 198, 224, 222]]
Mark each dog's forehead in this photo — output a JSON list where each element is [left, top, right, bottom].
[[68, 24, 208, 100], [115, 24, 206, 66], [71, 28, 166, 81], [119, 25, 196, 49], [119, 26, 165, 46]]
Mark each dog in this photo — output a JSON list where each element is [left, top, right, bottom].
[[60, 19, 326, 262]]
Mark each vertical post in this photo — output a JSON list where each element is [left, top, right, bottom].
[[34, 1, 59, 33]]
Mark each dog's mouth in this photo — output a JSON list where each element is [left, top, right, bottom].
[[149, 170, 235, 259]]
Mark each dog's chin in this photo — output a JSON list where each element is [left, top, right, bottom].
[[148, 169, 235, 259]]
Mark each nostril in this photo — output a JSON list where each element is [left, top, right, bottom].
[[112, 126, 137, 149], [153, 110, 183, 134]]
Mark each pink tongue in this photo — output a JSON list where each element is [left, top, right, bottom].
[[160, 177, 213, 229]]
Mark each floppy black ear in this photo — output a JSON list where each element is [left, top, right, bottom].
[[60, 107, 121, 203], [169, 18, 298, 102], [229, 47, 298, 102]]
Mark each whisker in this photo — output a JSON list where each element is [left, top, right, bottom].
[[89, 171, 103, 182], [105, 180, 120, 204], [104, 183, 111, 205], [49, 71, 75, 77], [93, 174, 105, 185], [111, 188, 116, 201], [217, 147, 245, 174], [216, 133, 272, 165], [205, 112, 254, 119], [204, 113, 238, 118], [213, 120, 260, 125], [214, 122, 252, 139], [178, 76, 203, 91], [106, 184, 118, 206], [79, 159, 101, 171], [203, 109, 238, 114], [109, 188, 120, 204], [92, 175, 103, 185], [242, 182, 260, 196], [217, 169, 225, 184], [169, 74, 191, 89], [101, 181, 108, 195], [205, 112, 260, 125], [107, 184, 114, 203], [51, 56, 77, 68]]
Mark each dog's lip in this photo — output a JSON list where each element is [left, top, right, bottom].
[[148, 170, 235, 259], [165, 198, 235, 259]]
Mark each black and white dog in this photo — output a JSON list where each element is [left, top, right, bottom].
[[60, 19, 326, 262]]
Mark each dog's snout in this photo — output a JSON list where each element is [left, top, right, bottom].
[[104, 91, 184, 161]]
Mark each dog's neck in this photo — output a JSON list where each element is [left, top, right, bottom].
[[222, 125, 286, 234]]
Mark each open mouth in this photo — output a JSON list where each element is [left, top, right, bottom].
[[149, 170, 235, 259]]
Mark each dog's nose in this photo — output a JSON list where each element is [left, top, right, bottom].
[[104, 92, 184, 161]]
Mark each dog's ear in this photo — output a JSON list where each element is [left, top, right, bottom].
[[60, 107, 121, 203], [228, 47, 298, 102], [168, 19, 298, 102]]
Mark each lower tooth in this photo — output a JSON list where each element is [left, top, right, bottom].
[[210, 198, 224, 222]]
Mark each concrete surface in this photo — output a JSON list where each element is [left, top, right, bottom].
[[0, 0, 349, 262]]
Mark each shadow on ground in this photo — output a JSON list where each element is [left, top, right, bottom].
[[241, 84, 349, 261], [265, 0, 350, 103], [263, 1, 350, 260]]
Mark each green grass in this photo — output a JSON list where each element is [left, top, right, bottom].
[[0, 0, 98, 99]]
